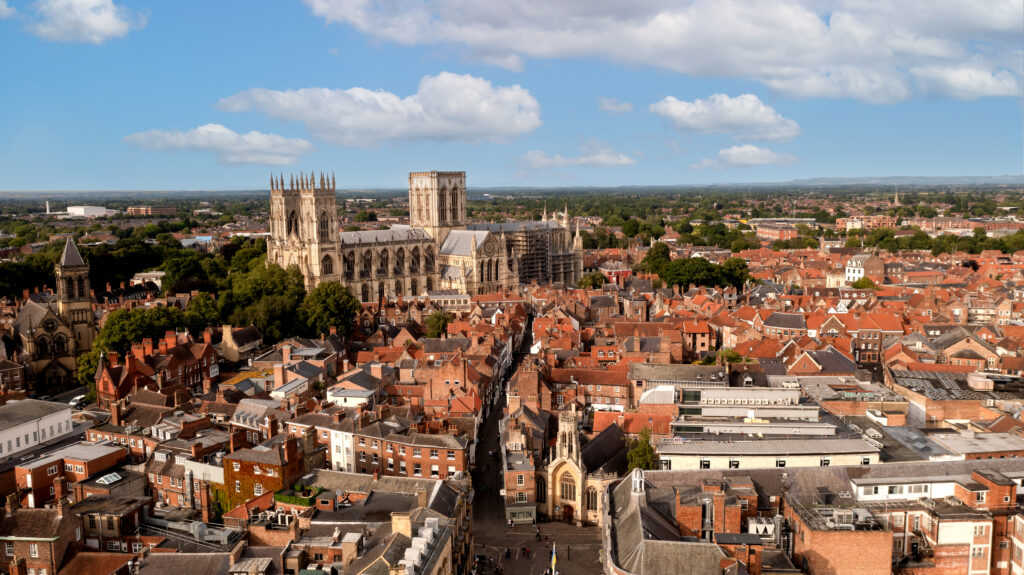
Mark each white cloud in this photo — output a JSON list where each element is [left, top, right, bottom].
[[911, 64, 1021, 99], [691, 144, 798, 169], [124, 124, 313, 166], [598, 97, 633, 114], [650, 93, 801, 141], [28, 0, 145, 44], [0, 1, 16, 18], [302, 0, 1023, 103], [218, 72, 541, 147], [522, 141, 636, 169]]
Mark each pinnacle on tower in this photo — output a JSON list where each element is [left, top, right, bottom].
[[290, 175, 294, 190], [331, 172, 335, 191], [270, 174, 275, 191]]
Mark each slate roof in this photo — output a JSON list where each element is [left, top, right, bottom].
[[60, 238, 85, 267], [137, 552, 232, 575], [763, 312, 806, 330], [580, 424, 628, 476], [802, 347, 859, 374], [0, 507, 63, 540]]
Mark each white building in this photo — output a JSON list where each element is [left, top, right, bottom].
[[655, 438, 880, 471], [330, 428, 354, 472], [65, 206, 117, 218], [0, 399, 75, 460]]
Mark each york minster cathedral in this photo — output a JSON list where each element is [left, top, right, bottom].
[[268, 171, 583, 301]]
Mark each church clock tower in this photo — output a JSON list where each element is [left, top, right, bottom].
[[55, 238, 94, 354]]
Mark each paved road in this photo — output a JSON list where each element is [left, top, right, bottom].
[[470, 315, 604, 575]]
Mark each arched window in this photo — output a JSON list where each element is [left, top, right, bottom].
[[395, 280, 403, 298], [361, 284, 371, 303], [560, 472, 575, 501], [54, 335, 67, 354], [450, 188, 459, 221], [411, 279, 419, 296], [585, 487, 598, 511], [424, 248, 435, 272], [479, 261, 486, 282], [394, 249, 405, 275], [537, 476, 546, 503], [286, 210, 298, 236], [319, 211, 330, 240], [321, 255, 334, 275], [77, 276, 86, 299], [426, 277, 434, 292], [36, 337, 50, 356]]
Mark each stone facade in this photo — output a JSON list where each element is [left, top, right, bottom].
[[11, 239, 96, 394], [268, 171, 583, 300]]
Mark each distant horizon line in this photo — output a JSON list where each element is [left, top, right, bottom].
[[1, 173, 1023, 195]]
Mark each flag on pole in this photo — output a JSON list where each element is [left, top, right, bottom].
[[551, 542, 557, 572]]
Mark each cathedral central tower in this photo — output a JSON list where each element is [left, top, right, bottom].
[[408, 171, 466, 244]]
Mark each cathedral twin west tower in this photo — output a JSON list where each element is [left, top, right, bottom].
[[268, 171, 583, 301]]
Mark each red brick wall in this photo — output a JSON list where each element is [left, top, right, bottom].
[[785, 504, 892, 575]]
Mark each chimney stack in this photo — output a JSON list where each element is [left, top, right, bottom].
[[5, 493, 19, 517], [282, 346, 292, 364], [391, 511, 412, 539]]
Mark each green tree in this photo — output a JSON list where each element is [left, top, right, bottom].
[[851, 277, 878, 289], [577, 271, 607, 289], [353, 210, 377, 222], [640, 242, 672, 274], [659, 257, 724, 290], [300, 282, 362, 338], [720, 257, 750, 289], [626, 428, 657, 471], [621, 218, 640, 237], [184, 292, 220, 334], [425, 311, 453, 339]]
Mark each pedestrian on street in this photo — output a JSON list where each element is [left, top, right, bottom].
[[508, 518, 513, 529]]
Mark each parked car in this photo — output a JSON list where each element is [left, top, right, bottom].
[[69, 395, 87, 408]]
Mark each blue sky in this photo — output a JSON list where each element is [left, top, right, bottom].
[[0, 0, 1021, 190]]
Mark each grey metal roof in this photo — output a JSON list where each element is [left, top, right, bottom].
[[438, 229, 490, 256], [338, 226, 430, 245], [0, 399, 69, 432], [467, 220, 561, 233], [656, 438, 878, 456], [627, 363, 726, 383]]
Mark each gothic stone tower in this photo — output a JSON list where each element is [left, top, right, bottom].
[[56, 238, 94, 354], [556, 404, 582, 466], [268, 172, 340, 290], [408, 171, 466, 244]]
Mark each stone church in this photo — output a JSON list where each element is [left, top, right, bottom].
[[267, 170, 582, 300], [11, 239, 96, 394]]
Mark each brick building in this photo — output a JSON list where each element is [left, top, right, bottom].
[[0, 493, 81, 575], [222, 435, 307, 509], [15, 443, 126, 508]]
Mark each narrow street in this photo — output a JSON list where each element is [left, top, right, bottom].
[[470, 315, 603, 575]]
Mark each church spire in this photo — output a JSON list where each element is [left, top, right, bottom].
[[59, 238, 85, 267]]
